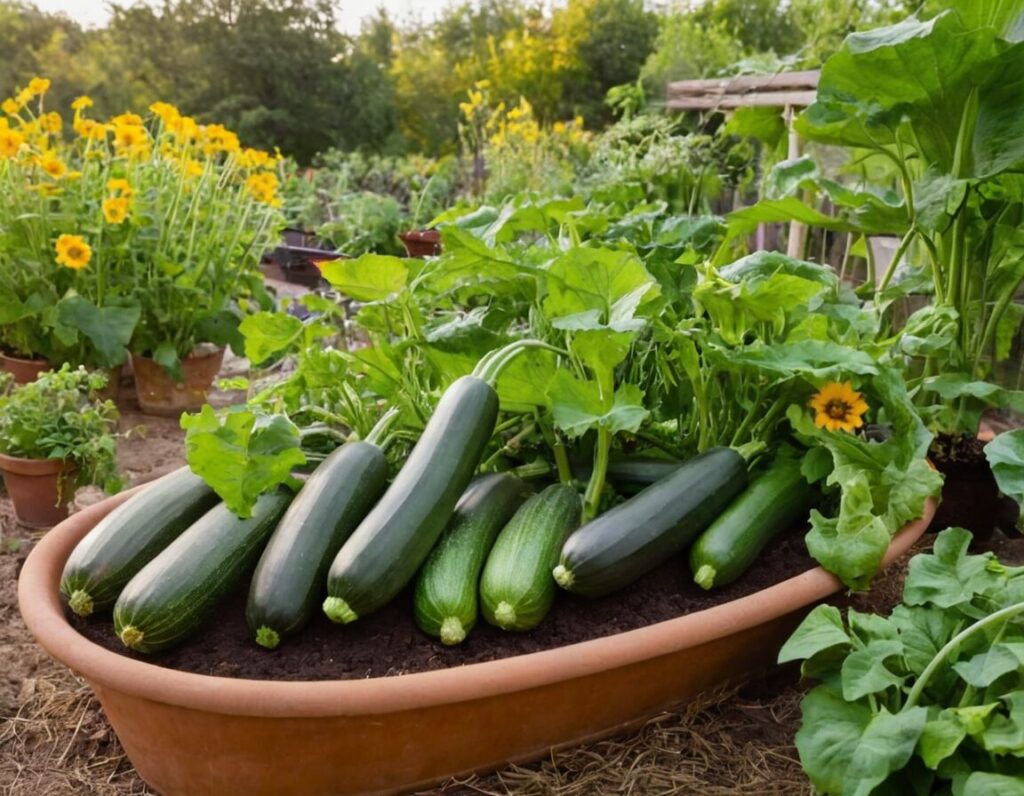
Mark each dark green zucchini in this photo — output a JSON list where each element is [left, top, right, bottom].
[[480, 483, 580, 631], [689, 454, 814, 590], [60, 466, 219, 616], [414, 474, 531, 645], [113, 489, 292, 654], [323, 376, 499, 624], [571, 455, 682, 495], [246, 441, 389, 649], [553, 447, 746, 598]]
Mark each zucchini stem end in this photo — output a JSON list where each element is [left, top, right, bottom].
[[119, 625, 145, 650], [552, 564, 574, 590], [493, 601, 517, 630], [67, 589, 94, 617], [439, 617, 466, 645], [255, 626, 281, 650], [323, 596, 359, 624], [694, 564, 717, 591]]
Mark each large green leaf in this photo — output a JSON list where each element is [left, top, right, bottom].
[[778, 604, 852, 663], [55, 295, 140, 367], [985, 429, 1024, 511], [239, 311, 304, 366], [320, 254, 409, 302], [543, 247, 660, 330]]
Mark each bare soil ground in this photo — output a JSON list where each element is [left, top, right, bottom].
[[0, 368, 946, 796]]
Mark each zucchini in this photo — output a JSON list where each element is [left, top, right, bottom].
[[553, 447, 746, 598], [414, 474, 531, 645], [480, 483, 580, 631], [246, 441, 389, 649], [60, 466, 219, 616], [113, 489, 292, 654], [689, 454, 815, 590], [571, 455, 682, 495], [323, 376, 499, 623]]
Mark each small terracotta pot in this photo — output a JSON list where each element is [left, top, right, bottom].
[[0, 453, 77, 528], [399, 229, 441, 258], [1, 352, 50, 384], [18, 490, 936, 796], [131, 348, 225, 416]]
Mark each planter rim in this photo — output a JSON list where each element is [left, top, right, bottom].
[[130, 347, 224, 364], [19, 486, 935, 719], [399, 229, 440, 241], [0, 452, 76, 476], [1, 352, 49, 364]]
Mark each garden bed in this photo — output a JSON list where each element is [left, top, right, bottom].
[[70, 523, 816, 681]]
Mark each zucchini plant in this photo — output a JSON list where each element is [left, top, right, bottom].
[[780, 529, 1024, 795]]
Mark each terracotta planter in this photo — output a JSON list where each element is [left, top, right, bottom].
[[399, 229, 441, 258], [1, 352, 50, 384], [0, 453, 77, 528], [19, 490, 936, 796], [131, 348, 224, 416]]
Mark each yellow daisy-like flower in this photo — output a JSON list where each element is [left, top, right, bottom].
[[149, 101, 180, 124], [40, 111, 62, 134], [111, 112, 143, 127], [15, 88, 32, 106], [0, 128, 24, 159], [201, 123, 240, 155], [245, 171, 280, 205], [38, 151, 66, 179], [102, 196, 130, 224], [27, 77, 50, 96], [183, 158, 204, 178], [71, 95, 93, 111], [106, 178, 134, 197], [54, 234, 92, 270], [113, 123, 150, 157], [239, 147, 271, 169], [2, 98, 19, 115], [809, 382, 869, 433]]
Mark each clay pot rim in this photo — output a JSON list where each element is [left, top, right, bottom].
[[130, 347, 225, 364], [0, 351, 50, 365], [399, 229, 440, 242], [0, 452, 77, 476], [19, 487, 935, 720]]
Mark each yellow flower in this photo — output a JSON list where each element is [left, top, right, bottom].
[[809, 382, 869, 433], [169, 114, 198, 141], [106, 178, 134, 197], [183, 158, 204, 177], [245, 171, 280, 205], [239, 147, 271, 169], [149, 101, 181, 126], [55, 234, 92, 270], [111, 112, 143, 127], [0, 128, 24, 159], [15, 88, 32, 106], [113, 123, 150, 157], [27, 77, 50, 96], [38, 151, 66, 179], [71, 96, 93, 111], [201, 123, 240, 155], [74, 118, 108, 141], [2, 98, 19, 115], [40, 112, 62, 134], [102, 196, 130, 224]]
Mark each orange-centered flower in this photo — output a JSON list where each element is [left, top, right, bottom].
[[55, 234, 92, 270], [809, 382, 869, 433]]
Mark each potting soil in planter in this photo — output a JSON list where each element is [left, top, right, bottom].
[[928, 433, 1019, 537], [72, 524, 816, 681]]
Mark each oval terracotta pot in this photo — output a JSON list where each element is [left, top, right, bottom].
[[1, 352, 50, 384], [399, 229, 441, 258], [19, 491, 936, 796], [0, 453, 77, 528], [131, 348, 225, 417]]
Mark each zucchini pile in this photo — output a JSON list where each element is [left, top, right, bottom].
[[60, 367, 816, 655]]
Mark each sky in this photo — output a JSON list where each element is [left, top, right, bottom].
[[30, 0, 455, 33]]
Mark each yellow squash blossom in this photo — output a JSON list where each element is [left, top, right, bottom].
[[38, 151, 67, 179], [55, 234, 92, 270], [102, 196, 130, 224], [0, 128, 24, 159], [809, 382, 869, 433]]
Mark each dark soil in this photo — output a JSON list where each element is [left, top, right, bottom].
[[927, 432, 1018, 536], [71, 524, 817, 682]]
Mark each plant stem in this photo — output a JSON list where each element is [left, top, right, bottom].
[[583, 426, 610, 521], [904, 600, 1024, 709]]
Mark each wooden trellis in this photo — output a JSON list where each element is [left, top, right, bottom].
[[666, 70, 821, 257]]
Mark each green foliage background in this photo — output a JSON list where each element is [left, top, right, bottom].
[[0, 0, 918, 163]]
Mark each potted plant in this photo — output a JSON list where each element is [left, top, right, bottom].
[[0, 365, 120, 527], [0, 80, 284, 414]]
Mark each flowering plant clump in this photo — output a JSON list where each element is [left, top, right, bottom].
[[457, 80, 589, 199], [0, 78, 283, 375]]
